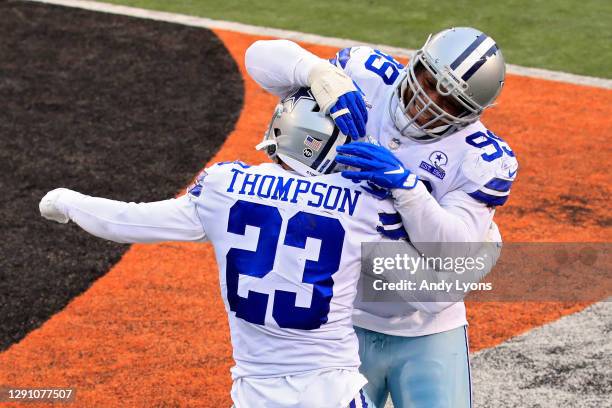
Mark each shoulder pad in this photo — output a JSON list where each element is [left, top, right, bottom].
[[213, 160, 251, 169], [187, 168, 207, 198], [187, 161, 252, 198], [329, 47, 353, 69], [329, 46, 375, 70], [461, 130, 518, 207], [200, 160, 251, 176]]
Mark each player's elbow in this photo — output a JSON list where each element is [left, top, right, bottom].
[[245, 40, 295, 71], [245, 40, 273, 81], [245, 40, 267, 64]]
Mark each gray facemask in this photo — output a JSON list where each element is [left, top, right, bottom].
[[388, 75, 454, 143]]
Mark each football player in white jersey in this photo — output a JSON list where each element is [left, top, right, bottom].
[[38, 91, 423, 408], [245, 27, 517, 407]]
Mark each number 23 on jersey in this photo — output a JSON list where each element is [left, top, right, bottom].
[[225, 200, 345, 330]]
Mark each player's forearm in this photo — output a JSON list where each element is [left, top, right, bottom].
[[55, 191, 206, 244], [377, 226, 500, 313], [392, 183, 492, 256], [245, 39, 325, 97]]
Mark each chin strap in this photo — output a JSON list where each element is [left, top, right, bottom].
[[255, 139, 276, 151], [255, 139, 278, 160]]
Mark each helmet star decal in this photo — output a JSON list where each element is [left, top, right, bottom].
[[285, 88, 316, 112]]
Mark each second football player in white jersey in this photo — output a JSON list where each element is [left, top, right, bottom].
[[245, 27, 517, 407], [39, 92, 426, 408]]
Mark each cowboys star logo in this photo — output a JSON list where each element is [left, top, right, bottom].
[[285, 88, 316, 112]]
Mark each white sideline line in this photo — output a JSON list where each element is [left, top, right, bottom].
[[26, 0, 612, 90]]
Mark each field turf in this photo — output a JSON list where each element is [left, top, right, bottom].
[[102, 0, 612, 78], [0, 0, 242, 350], [0, 1, 610, 407]]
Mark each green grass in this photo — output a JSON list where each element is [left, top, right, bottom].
[[102, 0, 611, 78]]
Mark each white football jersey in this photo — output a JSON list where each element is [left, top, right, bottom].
[[188, 161, 402, 379], [245, 41, 518, 336], [52, 159, 413, 407], [332, 46, 518, 336], [331, 45, 518, 207]]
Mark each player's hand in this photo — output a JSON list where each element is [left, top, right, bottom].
[[329, 87, 367, 140], [39, 188, 71, 223], [308, 62, 367, 139], [335, 142, 418, 190]]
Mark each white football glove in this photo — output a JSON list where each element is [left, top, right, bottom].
[[307, 62, 357, 113], [39, 188, 72, 224]]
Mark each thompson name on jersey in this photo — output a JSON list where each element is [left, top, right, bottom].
[[41, 160, 425, 407]]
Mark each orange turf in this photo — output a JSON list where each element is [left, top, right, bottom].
[[0, 30, 610, 407]]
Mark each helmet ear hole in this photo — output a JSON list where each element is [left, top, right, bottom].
[[311, 104, 321, 112], [274, 128, 282, 137]]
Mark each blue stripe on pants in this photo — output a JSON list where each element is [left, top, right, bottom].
[[360, 389, 368, 408]]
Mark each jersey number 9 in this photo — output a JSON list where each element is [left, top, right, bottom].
[[364, 49, 404, 85]]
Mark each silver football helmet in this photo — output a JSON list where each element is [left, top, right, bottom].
[[256, 88, 351, 176], [391, 27, 506, 142]]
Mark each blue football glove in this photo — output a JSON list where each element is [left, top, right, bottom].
[[335, 142, 418, 190], [329, 88, 368, 140]]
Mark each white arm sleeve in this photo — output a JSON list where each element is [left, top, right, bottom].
[[403, 234, 501, 314], [392, 183, 494, 253], [383, 187, 501, 314], [245, 40, 326, 98], [370, 223, 501, 315], [55, 191, 207, 244]]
